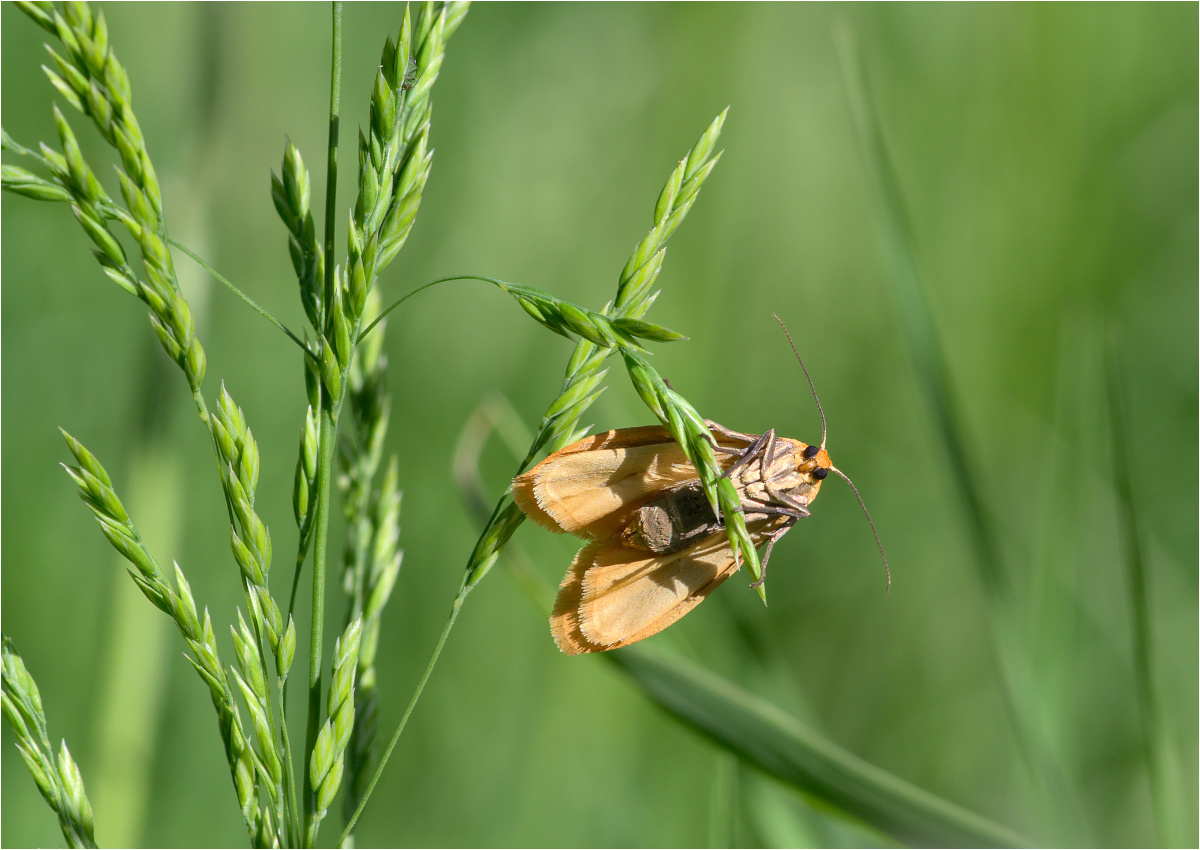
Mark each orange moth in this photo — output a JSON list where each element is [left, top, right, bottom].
[[513, 321, 887, 655]]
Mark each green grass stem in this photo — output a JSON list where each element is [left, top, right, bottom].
[[301, 4, 343, 837], [339, 591, 464, 845]]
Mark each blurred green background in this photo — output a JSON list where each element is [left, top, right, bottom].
[[3, 3, 1196, 847]]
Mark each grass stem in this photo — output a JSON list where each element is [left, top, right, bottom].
[[169, 238, 311, 356], [302, 3, 343, 841], [339, 588, 466, 844]]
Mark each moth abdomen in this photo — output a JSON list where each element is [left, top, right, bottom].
[[621, 482, 721, 554]]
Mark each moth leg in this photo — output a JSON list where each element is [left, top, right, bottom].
[[713, 497, 804, 527], [762, 482, 811, 516], [709, 442, 743, 458], [759, 431, 812, 515], [764, 429, 781, 467], [743, 502, 809, 520], [749, 521, 794, 589], [722, 429, 775, 480], [704, 422, 754, 458], [705, 420, 758, 445], [755, 432, 813, 514]]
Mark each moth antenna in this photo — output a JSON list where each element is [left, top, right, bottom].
[[772, 313, 827, 450], [829, 466, 891, 593], [772, 314, 886, 590]]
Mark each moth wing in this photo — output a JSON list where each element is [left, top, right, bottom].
[[512, 426, 695, 540], [550, 532, 741, 655]]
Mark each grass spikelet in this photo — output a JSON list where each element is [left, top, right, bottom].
[[307, 618, 363, 841], [1, 636, 98, 849], [461, 110, 727, 592]]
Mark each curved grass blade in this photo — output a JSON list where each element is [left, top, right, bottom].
[[610, 645, 1029, 848]]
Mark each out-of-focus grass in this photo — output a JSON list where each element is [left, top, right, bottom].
[[3, 4, 1195, 847], [1107, 333, 1187, 848], [836, 27, 1087, 843]]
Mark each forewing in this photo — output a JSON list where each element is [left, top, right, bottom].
[[550, 532, 743, 655], [512, 426, 697, 540]]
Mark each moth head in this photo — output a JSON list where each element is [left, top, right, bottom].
[[799, 442, 833, 492]]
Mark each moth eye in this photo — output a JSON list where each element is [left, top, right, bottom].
[[803, 445, 820, 459], [812, 467, 829, 480]]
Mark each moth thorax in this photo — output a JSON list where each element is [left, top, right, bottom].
[[621, 482, 720, 555]]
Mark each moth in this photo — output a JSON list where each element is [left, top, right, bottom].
[[513, 322, 886, 655]]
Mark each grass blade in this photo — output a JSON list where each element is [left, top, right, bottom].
[[1105, 334, 1186, 847], [610, 645, 1028, 848]]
